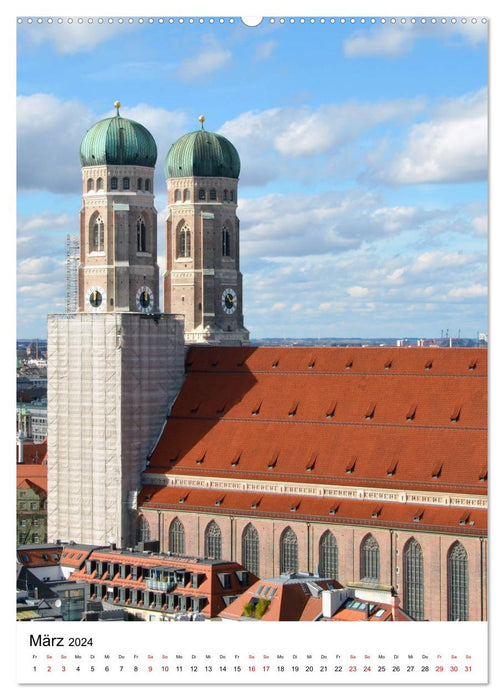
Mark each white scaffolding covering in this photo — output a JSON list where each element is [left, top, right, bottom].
[[47, 312, 185, 546]]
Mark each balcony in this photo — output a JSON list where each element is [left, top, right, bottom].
[[144, 577, 176, 593]]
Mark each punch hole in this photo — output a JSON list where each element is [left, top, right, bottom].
[[241, 17, 263, 26]]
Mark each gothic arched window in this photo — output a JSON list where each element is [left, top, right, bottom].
[[198, 189, 206, 201], [448, 541, 469, 620], [96, 177, 104, 191], [403, 538, 424, 620], [168, 517, 185, 555], [123, 177, 130, 190], [135, 516, 151, 544], [183, 188, 190, 202], [223, 189, 228, 201], [242, 523, 260, 577], [205, 521, 222, 559], [87, 178, 94, 192], [90, 215, 104, 252], [136, 218, 147, 252], [137, 178, 143, 190], [111, 177, 118, 190], [145, 178, 151, 192], [280, 527, 298, 575], [174, 189, 181, 202], [319, 530, 338, 579], [222, 227, 231, 257], [210, 189, 217, 201], [360, 534, 380, 582], [178, 224, 191, 258]]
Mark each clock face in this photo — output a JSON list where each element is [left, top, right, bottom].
[[221, 287, 238, 315], [136, 285, 154, 313], [86, 286, 105, 312]]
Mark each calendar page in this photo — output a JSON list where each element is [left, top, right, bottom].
[[12, 0, 495, 692]]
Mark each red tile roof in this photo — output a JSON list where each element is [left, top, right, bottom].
[[17, 545, 62, 566], [70, 549, 256, 618], [147, 347, 487, 495], [220, 576, 340, 621], [17, 439, 47, 465], [17, 463, 47, 493]]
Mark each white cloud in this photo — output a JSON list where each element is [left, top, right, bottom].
[[19, 20, 130, 54], [175, 35, 232, 81], [472, 214, 487, 237], [16, 94, 190, 194], [344, 25, 417, 58], [222, 98, 425, 167], [364, 89, 487, 185], [17, 94, 94, 193], [411, 251, 476, 273], [254, 40, 277, 61], [347, 286, 369, 297], [447, 284, 487, 299], [239, 188, 443, 259], [344, 22, 486, 59]]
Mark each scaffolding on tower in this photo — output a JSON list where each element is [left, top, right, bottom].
[[65, 234, 79, 313]]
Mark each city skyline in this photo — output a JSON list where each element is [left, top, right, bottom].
[[16, 16, 487, 340]]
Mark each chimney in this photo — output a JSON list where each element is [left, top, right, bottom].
[[322, 589, 347, 618], [17, 433, 24, 463]]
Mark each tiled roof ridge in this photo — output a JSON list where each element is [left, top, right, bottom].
[[154, 467, 486, 493], [140, 501, 486, 537], [187, 368, 486, 378], [166, 414, 487, 433]]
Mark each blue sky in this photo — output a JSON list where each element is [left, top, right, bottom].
[[16, 13, 488, 340]]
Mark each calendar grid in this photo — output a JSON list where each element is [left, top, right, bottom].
[[17, 621, 488, 684]]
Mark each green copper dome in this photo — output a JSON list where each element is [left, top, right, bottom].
[[80, 103, 157, 168], [164, 119, 240, 179]]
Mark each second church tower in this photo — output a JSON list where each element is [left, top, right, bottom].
[[163, 116, 249, 345]]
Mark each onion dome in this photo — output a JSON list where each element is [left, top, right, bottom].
[[79, 101, 157, 167], [164, 115, 240, 179]]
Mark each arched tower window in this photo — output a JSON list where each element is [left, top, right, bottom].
[[96, 177, 104, 191], [319, 530, 338, 579], [123, 177, 130, 190], [87, 178, 94, 192], [145, 178, 151, 192], [136, 218, 147, 252], [174, 189, 181, 202], [137, 177, 143, 190], [448, 541, 469, 620], [360, 534, 380, 582], [168, 517, 185, 555], [183, 188, 190, 202], [135, 516, 151, 544], [230, 190, 234, 201], [198, 189, 206, 201], [210, 189, 217, 201], [204, 521, 222, 559], [280, 527, 298, 575], [403, 538, 424, 620], [90, 215, 104, 252], [223, 189, 228, 201], [177, 224, 191, 258], [222, 227, 231, 257], [111, 177, 118, 190], [242, 523, 260, 577]]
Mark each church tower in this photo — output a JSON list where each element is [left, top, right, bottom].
[[47, 104, 185, 548], [78, 101, 159, 314], [163, 116, 249, 345]]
